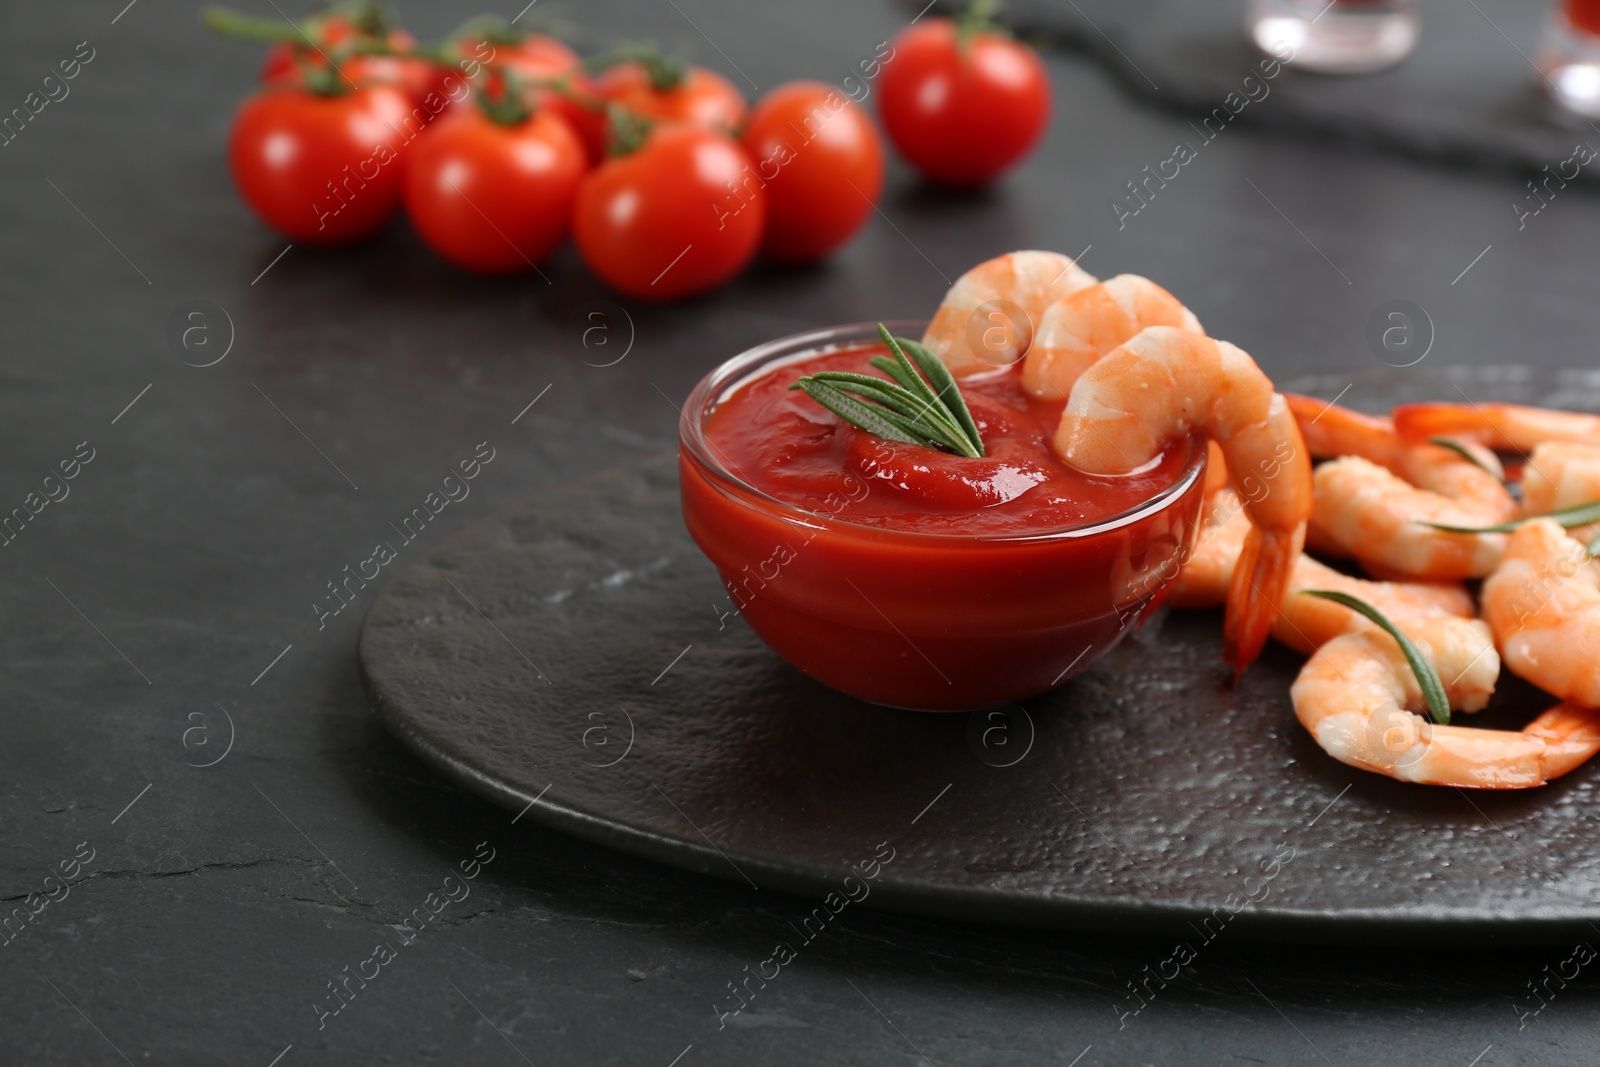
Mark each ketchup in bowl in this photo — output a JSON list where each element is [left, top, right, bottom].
[[679, 322, 1208, 711]]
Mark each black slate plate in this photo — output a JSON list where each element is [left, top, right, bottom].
[[360, 367, 1600, 947]]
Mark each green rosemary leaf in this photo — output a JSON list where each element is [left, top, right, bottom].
[[897, 336, 985, 459], [807, 373, 969, 451], [876, 328, 952, 421], [792, 379, 923, 447], [791, 323, 987, 459], [866, 403, 961, 452], [1427, 437, 1502, 480], [1420, 497, 1600, 535], [875, 330, 983, 458], [868, 355, 922, 394], [1589, 528, 1600, 558], [1301, 590, 1452, 725]]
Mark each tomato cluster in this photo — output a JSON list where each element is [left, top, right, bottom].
[[212, 1, 1049, 301]]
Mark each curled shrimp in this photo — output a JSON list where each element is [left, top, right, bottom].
[[1283, 394, 1517, 579], [1056, 325, 1313, 677], [1482, 518, 1600, 707], [1393, 401, 1600, 451], [1020, 274, 1202, 401], [1523, 441, 1600, 543], [1169, 485, 1474, 653], [921, 250, 1098, 374], [1292, 614, 1599, 788]]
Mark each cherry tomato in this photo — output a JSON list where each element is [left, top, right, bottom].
[[877, 17, 1050, 186], [459, 34, 606, 164], [741, 80, 884, 263], [592, 60, 746, 133], [572, 125, 764, 300], [228, 84, 414, 244], [263, 23, 449, 110], [403, 104, 586, 274]]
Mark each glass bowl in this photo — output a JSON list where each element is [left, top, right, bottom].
[[678, 322, 1209, 712]]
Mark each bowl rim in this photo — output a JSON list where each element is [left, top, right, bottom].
[[678, 320, 1208, 545]]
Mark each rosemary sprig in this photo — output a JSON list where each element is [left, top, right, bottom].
[[1302, 590, 1452, 725], [791, 325, 986, 458], [1419, 497, 1600, 536]]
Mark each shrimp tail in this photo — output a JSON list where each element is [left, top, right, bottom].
[[1390, 402, 1492, 445], [1527, 704, 1600, 781], [1223, 522, 1305, 682]]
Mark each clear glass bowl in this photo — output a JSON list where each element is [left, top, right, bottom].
[[678, 322, 1210, 712]]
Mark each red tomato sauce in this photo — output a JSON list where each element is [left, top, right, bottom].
[[704, 343, 1188, 534]]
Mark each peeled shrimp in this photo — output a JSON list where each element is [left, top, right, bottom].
[[921, 250, 1098, 374], [1310, 457, 1508, 579], [1020, 274, 1202, 401], [1292, 614, 1598, 788], [1523, 442, 1600, 513], [1283, 394, 1517, 579], [1521, 441, 1600, 543], [1392, 401, 1600, 451], [1169, 486, 1474, 653], [1482, 519, 1600, 707], [1057, 325, 1313, 676]]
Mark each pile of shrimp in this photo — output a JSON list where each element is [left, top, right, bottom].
[[923, 250, 1600, 790]]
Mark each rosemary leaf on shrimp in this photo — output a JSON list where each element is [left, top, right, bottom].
[[1419, 497, 1600, 536], [1301, 590, 1452, 725]]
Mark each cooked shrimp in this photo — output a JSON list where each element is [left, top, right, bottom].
[[1392, 401, 1600, 451], [1057, 325, 1313, 676], [1482, 519, 1600, 707], [1020, 274, 1202, 401], [1169, 486, 1474, 652], [921, 250, 1098, 374], [1285, 393, 1509, 493], [1293, 615, 1600, 788], [1292, 613, 1600, 787], [1521, 441, 1600, 542], [1311, 457, 1508, 579], [1283, 393, 1517, 579]]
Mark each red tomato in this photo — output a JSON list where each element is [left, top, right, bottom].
[[877, 18, 1050, 186], [572, 125, 764, 300], [263, 24, 448, 110], [228, 84, 414, 244], [741, 80, 884, 262], [592, 61, 746, 132], [460, 34, 606, 164], [402, 104, 586, 274]]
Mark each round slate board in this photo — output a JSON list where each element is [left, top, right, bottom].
[[360, 366, 1600, 946]]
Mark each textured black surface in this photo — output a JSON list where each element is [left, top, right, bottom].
[[10, 0, 1600, 1062], [362, 366, 1600, 949], [945, 0, 1600, 185]]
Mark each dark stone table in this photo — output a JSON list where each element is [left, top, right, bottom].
[[3, 0, 1595, 1063]]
